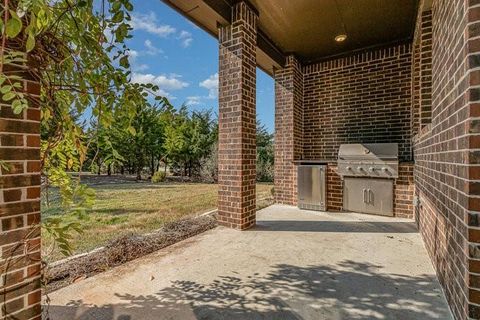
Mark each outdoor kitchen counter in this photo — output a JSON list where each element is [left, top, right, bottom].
[[292, 160, 332, 164]]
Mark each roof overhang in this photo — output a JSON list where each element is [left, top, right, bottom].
[[161, 0, 419, 76]]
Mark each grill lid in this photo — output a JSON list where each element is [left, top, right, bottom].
[[338, 143, 398, 161]]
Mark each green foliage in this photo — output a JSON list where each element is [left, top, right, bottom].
[[1, 0, 168, 257], [256, 120, 274, 182], [164, 106, 217, 177], [151, 171, 166, 183]]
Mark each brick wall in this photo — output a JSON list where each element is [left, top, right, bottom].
[[413, 0, 480, 318], [274, 55, 303, 206], [420, 11, 433, 127], [412, 9, 433, 137], [0, 51, 42, 319], [326, 164, 342, 211], [303, 44, 413, 162], [394, 163, 415, 219], [217, 1, 258, 230]]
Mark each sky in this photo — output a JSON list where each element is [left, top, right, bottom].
[[126, 0, 275, 132]]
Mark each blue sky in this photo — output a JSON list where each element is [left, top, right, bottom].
[[127, 1, 275, 132]]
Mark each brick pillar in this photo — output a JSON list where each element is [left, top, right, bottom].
[[0, 51, 42, 318], [217, 1, 258, 230], [274, 55, 303, 206]]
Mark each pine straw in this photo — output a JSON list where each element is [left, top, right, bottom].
[[45, 215, 217, 293]]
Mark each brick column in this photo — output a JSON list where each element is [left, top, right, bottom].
[[0, 51, 42, 318], [274, 55, 303, 206], [217, 1, 258, 230]]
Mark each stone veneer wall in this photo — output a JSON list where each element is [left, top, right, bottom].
[[0, 48, 42, 319]]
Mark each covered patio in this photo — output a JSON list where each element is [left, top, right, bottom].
[[47, 205, 452, 319], [3, 0, 480, 319]]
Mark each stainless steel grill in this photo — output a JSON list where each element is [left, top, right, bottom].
[[337, 143, 399, 216]]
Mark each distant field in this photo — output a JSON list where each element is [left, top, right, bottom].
[[42, 175, 274, 262]]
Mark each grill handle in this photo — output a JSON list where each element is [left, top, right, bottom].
[[363, 189, 367, 203]]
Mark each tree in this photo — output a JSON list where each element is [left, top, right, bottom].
[[164, 107, 217, 178], [256, 120, 274, 182], [1, 0, 169, 254]]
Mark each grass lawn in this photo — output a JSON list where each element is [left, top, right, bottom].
[[42, 175, 273, 262]]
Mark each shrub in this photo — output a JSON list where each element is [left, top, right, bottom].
[[151, 171, 166, 183]]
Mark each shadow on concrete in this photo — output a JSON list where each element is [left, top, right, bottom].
[[254, 220, 418, 233], [45, 260, 450, 320]]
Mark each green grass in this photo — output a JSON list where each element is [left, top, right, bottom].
[[42, 178, 273, 262]]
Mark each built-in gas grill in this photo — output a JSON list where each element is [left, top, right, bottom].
[[337, 143, 399, 216]]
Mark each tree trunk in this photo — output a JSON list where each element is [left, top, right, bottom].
[[150, 154, 155, 176], [136, 166, 142, 181], [107, 164, 111, 176], [121, 166, 125, 175]]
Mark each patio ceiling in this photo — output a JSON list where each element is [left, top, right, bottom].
[[161, 0, 419, 74]]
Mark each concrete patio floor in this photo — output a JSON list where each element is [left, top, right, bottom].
[[46, 204, 452, 320]]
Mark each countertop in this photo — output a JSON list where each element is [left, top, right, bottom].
[[292, 159, 333, 164]]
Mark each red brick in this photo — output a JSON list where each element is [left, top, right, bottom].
[[26, 108, 40, 121], [26, 135, 40, 147], [0, 54, 41, 320], [0, 134, 24, 146], [26, 187, 40, 199], [217, 2, 258, 230], [26, 161, 40, 173], [0, 162, 24, 175], [27, 290, 41, 305], [3, 189, 22, 202]]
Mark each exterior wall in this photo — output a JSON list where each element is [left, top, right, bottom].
[[303, 44, 413, 162], [288, 43, 415, 217], [217, 1, 258, 230], [0, 51, 42, 319], [274, 56, 303, 206], [412, 9, 433, 137], [419, 11, 433, 127], [413, 0, 480, 318]]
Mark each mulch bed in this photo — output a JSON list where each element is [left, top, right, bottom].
[[45, 215, 217, 293]]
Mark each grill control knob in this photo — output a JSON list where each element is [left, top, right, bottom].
[[357, 166, 364, 171], [369, 167, 375, 172], [346, 166, 352, 171], [382, 167, 389, 172]]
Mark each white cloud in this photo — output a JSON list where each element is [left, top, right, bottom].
[[178, 30, 193, 48], [128, 50, 139, 59], [184, 73, 219, 106], [200, 73, 219, 99], [144, 40, 163, 55], [131, 72, 189, 93], [131, 13, 176, 37], [186, 96, 202, 106], [127, 50, 149, 72], [133, 64, 149, 72]]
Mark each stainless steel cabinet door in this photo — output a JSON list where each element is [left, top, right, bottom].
[[297, 165, 326, 211], [343, 178, 393, 216]]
